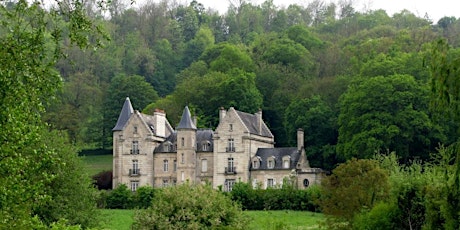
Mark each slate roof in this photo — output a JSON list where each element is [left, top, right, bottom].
[[113, 97, 134, 131], [235, 110, 273, 138], [251, 147, 300, 170], [154, 129, 214, 153], [177, 106, 196, 130]]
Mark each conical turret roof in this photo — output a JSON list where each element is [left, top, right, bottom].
[[113, 97, 134, 131], [177, 106, 196, 130]]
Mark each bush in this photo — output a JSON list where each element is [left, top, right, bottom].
[[106, 184, 133, 209], [353, 202, 399, 230], [133, 186, 155, 209], [230, 182, 320, 211], [132, 183, 249, 229]]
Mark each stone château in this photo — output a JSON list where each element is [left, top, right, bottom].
[[112, 97, 323, 191]]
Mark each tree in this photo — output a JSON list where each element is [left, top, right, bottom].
[[132, 183, 249, 229], [320, 158, 389, 223], [102, 74, 159, 148], [284, 96, 337, 169], [0, 0, 104, 227], [337, 75, 444, 161]]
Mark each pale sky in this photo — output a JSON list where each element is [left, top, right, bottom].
[[176, 0, 459, 23]]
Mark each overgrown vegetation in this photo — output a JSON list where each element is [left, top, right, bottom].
[[132, 183, 249, 229]]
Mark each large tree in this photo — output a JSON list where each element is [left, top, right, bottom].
[[0, 0, 103, 227], [337, 75, 444, 161]]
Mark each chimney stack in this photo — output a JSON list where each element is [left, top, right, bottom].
[[297, 128, 304, 151], [256, 109, 262, 135], [219, 107, 226, 123]]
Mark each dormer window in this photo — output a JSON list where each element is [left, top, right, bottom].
[[164, 142, 172, 152], [253, 160, 259, 169], [202, 141, 211, 151], [267, 156, 275, 169], [282, 156, 291, 169]]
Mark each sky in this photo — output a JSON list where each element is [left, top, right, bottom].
[[174, 0, 459, 23]]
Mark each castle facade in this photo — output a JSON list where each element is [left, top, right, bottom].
[[112, 97, 323, 191]]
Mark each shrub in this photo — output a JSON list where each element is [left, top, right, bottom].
[[133, 186, 155, 209], [106, 184, 133, 209], [132, 183, 249, 229]]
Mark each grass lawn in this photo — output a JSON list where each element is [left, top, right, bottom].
[[98, 209, 134, 230], [81, 154, 113, 176], [98, 209, 323, 230]]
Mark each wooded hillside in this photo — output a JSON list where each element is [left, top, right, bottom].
[[45, 0, 460, 170]]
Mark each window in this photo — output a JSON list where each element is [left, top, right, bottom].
[[201, 159, 208, 172], [163, 160, 169, 172], [267, 158, 275, 169], [303, 179, 310, 188], [131, 141, 139, 154], [173, 160, 177, 172], [172, 179, 177, 185], [181, 171, 184, 181], [225, 179, 236, 192], [181, 153, 185, 164], [226, 158, 235, 173], [252, 179, 258, 188], [267, 178, 274, 188], [164, 142, 171, 152], [162, 179, 169, 187], [181, 137, 185, 147], [226, 138, 235, 152], [133, 126, 138, 134], [131, 181, 139, 192], [131, 160, 139, 175], [283, 160, 289, 168], [229, 124, 233, 131], [253, 160, 259, 169], [202, 142, 211, 151]]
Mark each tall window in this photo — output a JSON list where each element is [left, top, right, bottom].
[[181, 153, 185, 164], [201, 159, 208, 172], [173, 160, 177, 172], [131, 141, 139, 154], [225, 179, 236, 192], [226, 138, 235, 152], [181, 137, 185, 147], [229, 124, 233, 131], [226, 158, 235, 173], [267, 178, 274, 188], [267, 158, 275, 169], [163, 160, 169, 172], [181, 171, 184, 181], [131, 160, 139, 175], [131, 181, 139, 192], [133, 126, 138, 134]]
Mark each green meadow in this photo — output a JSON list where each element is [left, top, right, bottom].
[[98, 209, 323, 230]]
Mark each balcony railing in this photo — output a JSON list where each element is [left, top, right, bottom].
[[129, 169, 141, 176], [225, 167, 236, 175], [225, 147, 235, 152], [130, 149, 140, 154]]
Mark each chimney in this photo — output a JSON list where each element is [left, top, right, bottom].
[[219, 107, 226, 123], [154, 108, 166, 137], [256, 109, 262, 135], [297, 128, 304, 151]]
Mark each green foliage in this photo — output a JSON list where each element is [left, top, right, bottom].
[[337, 75, 443, 161], [133, 186, 155, 209], [230, 182, 321, 211], [284, 95, 337, 169], [320, 158, 390, 223], [102, 74, 159, 147], [132, 183, 249, 230], [353, 202, 399, 230], [106, 184, 133, 209]]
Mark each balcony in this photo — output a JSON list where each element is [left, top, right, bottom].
[[129, 169, 141, 176], [225, 147, 235, 152], [130, 149, 140, 154], [225, 167, 236, 175]]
